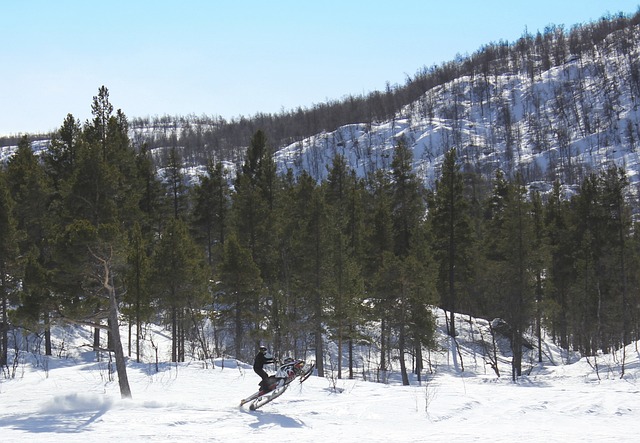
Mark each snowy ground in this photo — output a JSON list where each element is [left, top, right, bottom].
[[1, 313, 639, 442]]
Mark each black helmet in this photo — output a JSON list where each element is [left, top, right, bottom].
[[259, 345, 267, 352]]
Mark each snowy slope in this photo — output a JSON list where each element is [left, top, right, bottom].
[[274, 48, 640, 197], [1, 309, 639, 442]]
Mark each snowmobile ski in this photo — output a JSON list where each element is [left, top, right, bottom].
[[298, 362, 315, 383], [249, 382, 288, 410]]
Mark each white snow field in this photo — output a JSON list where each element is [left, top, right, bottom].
[[1, 310, 639, 442]]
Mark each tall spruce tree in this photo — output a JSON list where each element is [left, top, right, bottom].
[[390, 136, 423, 258], [216, 232, 263, 360], [5, 136, 54, 355], [151, 218, 208, 362], [164, 147, 188, 220], [387, 136, 433, 383], [0, 168, 19, 367], [192, 161, 230, 266], [43, 113, 82, 197], [428, 147, 472, 337], [570, 172, 606, 355], [364, 169, 394, 376], [231, 130, 282, 355], [325, 154, 365, 378], [544, 180, 574, 350], [530, 190, 548, 363], [598, 167, 632, 349], [123, 222, 151, 362], [484, 172, 536, 379], [45, 87, 141, 398], [287, 171, 331, 377]]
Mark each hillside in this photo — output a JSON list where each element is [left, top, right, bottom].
[[1, 309, 639, 442], [130, 12, 640, 201], [3, 15, 640, 206]]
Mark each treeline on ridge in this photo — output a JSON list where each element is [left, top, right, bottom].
[[3, 10, 639, 173]]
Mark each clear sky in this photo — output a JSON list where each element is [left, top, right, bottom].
[[2, 0, 639, 136]]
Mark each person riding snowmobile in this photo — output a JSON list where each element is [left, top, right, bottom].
[[253, 345, 274, 388]]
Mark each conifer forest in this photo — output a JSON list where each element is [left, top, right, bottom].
[[2, 11, 640, 385]]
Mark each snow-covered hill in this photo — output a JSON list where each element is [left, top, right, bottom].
[[5, 26, 640, 204], [2, 309, 639, 442], [275, 52, 640, 198]]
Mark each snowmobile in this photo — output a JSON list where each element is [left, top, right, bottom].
[[240, 358, 314, 411]]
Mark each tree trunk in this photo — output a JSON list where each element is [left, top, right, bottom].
[[398, 326, 409, 386], [95, 248, 132, 398], [44, 311, 52, 356], [171, 306, 178, 363], [108, 282, 132, 398], [348, 332, 354, 379], [1, 285, 7, 366], [379, 318, 386, 377]]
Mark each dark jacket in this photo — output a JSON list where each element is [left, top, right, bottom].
[[253, 351, 274, 371]]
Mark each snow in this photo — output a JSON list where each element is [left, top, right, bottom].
[[2, 310, 639, 442]]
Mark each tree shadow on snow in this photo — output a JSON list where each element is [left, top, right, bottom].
[[0, 408, 109, 434], [0, 393, 112, 434]]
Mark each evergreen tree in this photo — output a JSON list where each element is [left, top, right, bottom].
[[530, 190, 548, 363], [231, 130, 283, 354], [5, 136, 54, 355], [151, 218, 208, 362], [428, 147, 473, 337], [163, 147, 188, 220], [0, 169, 19, 367], [570, 172, 607, 355], [364, 169, 394, 375], [483, 171, 536, 379], [544, 180, 575, 350], [287, 171, 331, 377], [390, 136, 424, 257], [86, 85, 113, 160], [598, 167, 632, 348], [192, 161, 230, 266], [135, 143, 165, 239], [216, 232, 263, 360], [381, 136, 434, 383], [123, 222, 151, 362], [45, 87, 140, 397], [324, 154, 365, 378], [43, 113, 82, 196]]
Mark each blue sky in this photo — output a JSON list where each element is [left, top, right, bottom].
[[1, 0, 639, 135]]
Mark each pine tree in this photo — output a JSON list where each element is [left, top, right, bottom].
[[5, 136, 54, 355], [135, 143, 165, 239], [390, 136, 424, 257], [231, 130, 283, 355], [598, 167, 632, 349], [570, 172, 606, 355], [530, 190, 548, 363], [428, 147, 473, 337], [483, 171, 536, 379], [151, 218, 208, 362], [364, 169, 394, 376], [380, 136, 434, 383], [123, 222, 151, 362], [45, 87, 141, 397], [544, 180, 574, 349], [287, 171, 331, 377], [192, 161, 230, 266], [43, 113, 82, 196], [0, 168, 19, 366], [325, 154, 365, 378], [163, 147, 188, 220], [216, 232, 263, 360]]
